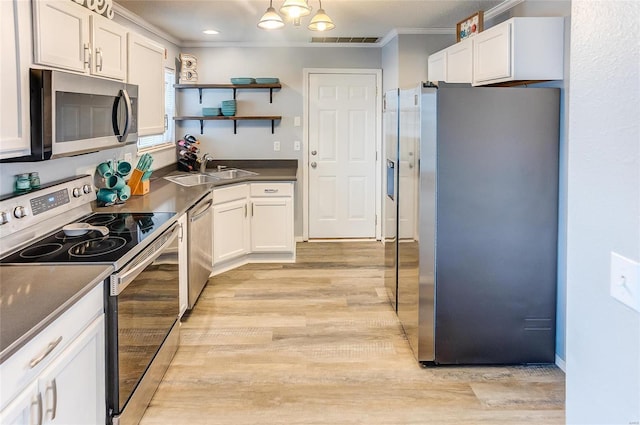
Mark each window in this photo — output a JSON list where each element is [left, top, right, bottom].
[[137, 68, 175, 152]]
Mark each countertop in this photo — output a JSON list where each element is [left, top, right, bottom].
[[0, 264, 113, 363], [0, 159, 297, 363], [96, 159, 298, 216]]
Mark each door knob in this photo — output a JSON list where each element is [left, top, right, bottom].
[[311, 162, 317, 168], [311, 150, 317, 156]]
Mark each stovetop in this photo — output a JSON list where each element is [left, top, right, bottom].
[[0, 212, 175, 265]]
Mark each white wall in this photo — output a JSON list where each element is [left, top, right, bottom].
[[398, 34, 452, 89], [566, 1, 640, 423]]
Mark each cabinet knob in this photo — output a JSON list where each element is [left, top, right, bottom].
[[311, 162, 317, 169]]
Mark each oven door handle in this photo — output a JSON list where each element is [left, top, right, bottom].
[[110, 222, 179, 296]]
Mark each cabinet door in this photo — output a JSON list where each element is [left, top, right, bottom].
[[445, 39, 473, 83], [0, 383, 39, 425], [473, 22, 512, 83], [427, 49, 446, 82], [213, 199, 249, 265], [38, 315, 105, 425], [33, 0, 90, 73], [0, 0, 31, 159], [250, 198, 293, 253], [178, 214, 188, 317], [128, 33, 165, 136], [90, 15, 126, 80]]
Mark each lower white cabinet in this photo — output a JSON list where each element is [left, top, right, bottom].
[[212, 181, 295, 272], [0, 285, 105, 425]]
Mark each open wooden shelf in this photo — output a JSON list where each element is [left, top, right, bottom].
[[174, 116, 282, 134], [174, 83, 282, 103]]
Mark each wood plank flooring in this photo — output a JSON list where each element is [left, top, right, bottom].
[[140, 242, 565, 425]]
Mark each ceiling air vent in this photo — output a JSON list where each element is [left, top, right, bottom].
[[311, 37, 380, 44]]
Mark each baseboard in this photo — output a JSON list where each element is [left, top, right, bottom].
[[555, 354, 566, 372]]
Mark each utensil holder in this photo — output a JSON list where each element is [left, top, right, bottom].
[[128, 169, 150, 195]]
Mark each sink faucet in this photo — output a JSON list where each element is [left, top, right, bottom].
[[199, 153, 213, 173]]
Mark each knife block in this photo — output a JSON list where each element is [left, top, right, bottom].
[[128, 169, 150, 195]]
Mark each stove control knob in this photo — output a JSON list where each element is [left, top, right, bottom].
[[13, 206, 27, 219], [0, 211, 9, 225], [82, 184, 92, 194], [72, 187, 82, 198]]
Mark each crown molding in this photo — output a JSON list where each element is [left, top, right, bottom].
[[379, 27, 455, 47], [113, 3, 181, 46], [484, 0, 525, 19], [180, 41, 381, 48]]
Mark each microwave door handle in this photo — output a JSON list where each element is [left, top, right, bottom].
[[110, 223, 179, 296], [117, 89, 132, 142]]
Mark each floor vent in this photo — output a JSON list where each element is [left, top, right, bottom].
[[311, 36, 380, 44]]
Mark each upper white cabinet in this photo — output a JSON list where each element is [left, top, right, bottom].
[[128, 33, 165, 136], [472, 17, 564, 86], [0, 0, 31, 160], [428, 17, 564, 86], [33, 0, 126, 80], [90, 15, 127, 80], [427, 49, 446, 83]]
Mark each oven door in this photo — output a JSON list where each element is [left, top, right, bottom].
[[105, 222, 179, 423]]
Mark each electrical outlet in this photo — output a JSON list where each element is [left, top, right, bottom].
[[124, 152, 133, 163], [274, 141, 281, 151], [294, 141, 301, 151], [610, 252, 640, 312]]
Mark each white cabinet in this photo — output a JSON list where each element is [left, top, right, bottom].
[[213, 185, 250, 265], [0, 285, 105, 425], [178, 214, 188, 317], [33, 0, 126, 80], [128, 33, 165, 136], [0, 0, 31, 160], [427, 49, 446, 83], [250, 183, 294, 253], [445, 38, 473, 83], [90, 15, 127, 80], [472, 17, 564, 86]]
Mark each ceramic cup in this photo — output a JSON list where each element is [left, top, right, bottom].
[[118, 185, 131, 201], [97, 188, 117, 204], [96, 161, 114, 178], [105, 175, 126, 191], [116, 161, 132, 177]]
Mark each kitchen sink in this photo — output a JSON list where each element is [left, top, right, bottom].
[[206, 168, 258, 180], [164, 174, 221, 186]]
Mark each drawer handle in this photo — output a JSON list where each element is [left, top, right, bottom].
[[264, 189, 279, 193], [31, 392, 43, 425], [46, 378, 58, 420], [29, 336, 63, 369]]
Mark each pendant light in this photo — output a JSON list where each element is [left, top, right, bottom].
[[307, 0, 335, 31], [279, 0, 311, 19], [258, 0, 285, 29]]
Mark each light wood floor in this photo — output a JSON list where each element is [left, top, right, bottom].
[[140, 242, 565, 425]]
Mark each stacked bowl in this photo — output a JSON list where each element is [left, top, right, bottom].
[[221, 100, 236, 117]]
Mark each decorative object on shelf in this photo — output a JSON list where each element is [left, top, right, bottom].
[[456, 11, 484, 42], [179, 53, 199, 84], [230, 78, 256, 85], [71, 0, 114, 19], [221, 99, 237, 117], [203, 107, 221, 116], [255, 77, 280, 84], [258, 0, 334, 31]]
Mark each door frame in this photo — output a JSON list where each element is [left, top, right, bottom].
[[302, 68, 383, 241]]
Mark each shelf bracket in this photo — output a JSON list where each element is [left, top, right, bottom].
[[271, 120, 275, 134], [270, 88, 274, 103], [233, 88, 237, 100], [199, 120, 204, 134], [233, 120, 237, 134], [198, 88, 203, 104]]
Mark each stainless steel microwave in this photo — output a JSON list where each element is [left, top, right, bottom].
[[7, 69, 139, 162]]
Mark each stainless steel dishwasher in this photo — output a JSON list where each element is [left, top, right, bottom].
[[187, 192, 214, 309]]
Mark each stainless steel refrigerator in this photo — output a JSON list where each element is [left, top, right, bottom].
[[384, 83, 559, 364]]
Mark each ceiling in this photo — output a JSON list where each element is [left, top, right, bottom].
[[113, 0, 506, 46]]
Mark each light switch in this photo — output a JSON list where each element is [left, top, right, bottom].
[[274, 141, 280, 151], [294, 116, 301, 127], [124, 152, 133, 163], [610, 252, 640, 312], [294, 141, 301, 151]]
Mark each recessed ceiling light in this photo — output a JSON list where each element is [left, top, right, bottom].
[[203, 29, 219, 35]]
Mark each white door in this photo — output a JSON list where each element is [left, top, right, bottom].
[[308, 73, 378, 238]]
